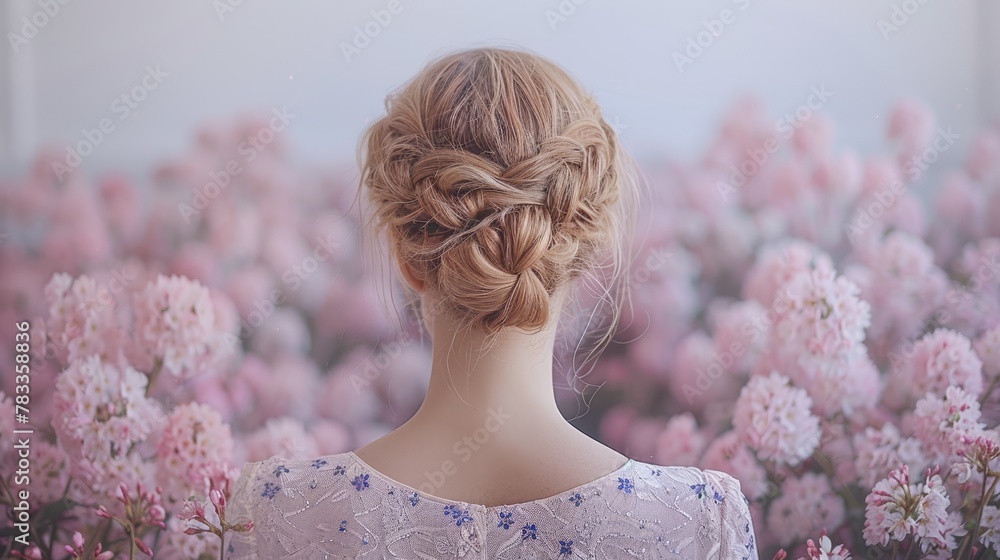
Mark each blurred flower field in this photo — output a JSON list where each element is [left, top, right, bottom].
[[1, 98, 999, 559]]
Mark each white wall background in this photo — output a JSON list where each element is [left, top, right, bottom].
[[1, 0, 997, 180]]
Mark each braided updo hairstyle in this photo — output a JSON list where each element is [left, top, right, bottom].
[[359, 47, 639, 350]]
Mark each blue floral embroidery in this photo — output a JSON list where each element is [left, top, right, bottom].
[[617, 477, 634, 494], [443, 504, 473, 526], [569, 492, 584, 507], [352, 474, 370, 491], [559, 539, 573, 555], [261, 482, 280, 499], [273, 465, 289, 477], [713, 489, 725, 503], [497, 511, 513, 529], [691, 483, 707, 499], [521, 523, 537, 540], [339, 520, 347, 532], [333, 465, 346, 476], [649, 467, 662, 476], [409, 492, 420, 506], [311, 458, 328, 469]]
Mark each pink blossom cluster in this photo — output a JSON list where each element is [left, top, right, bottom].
[[132, 274, 233, 379], [51, 355, 164, 498], [863, 466, 965, 555], [732, 371, 821, 466]]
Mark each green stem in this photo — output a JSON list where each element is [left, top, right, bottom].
[[129, 521, 137, 560], [968, 474, 999, 559]]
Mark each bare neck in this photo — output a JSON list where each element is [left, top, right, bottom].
[[412, 310, 565, 428]]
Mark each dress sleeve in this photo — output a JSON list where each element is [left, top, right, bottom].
[[707, 469, 759, 560], [225, 460, 261, 560]]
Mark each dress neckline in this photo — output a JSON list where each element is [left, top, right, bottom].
[[346, 450, 634, 512]]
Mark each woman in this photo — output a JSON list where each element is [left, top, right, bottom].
[[226, 46, 759, 559]]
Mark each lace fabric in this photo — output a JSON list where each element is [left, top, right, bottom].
[[225, 451, 759, 559]]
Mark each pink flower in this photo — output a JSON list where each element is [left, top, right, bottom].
[[863, 465, 959, 553], [248, 307, 311, 359], [765, 258, 871, 378], [791, 113, 834, 160], [310, 419, 353, 456], [710, 299, 767, 374], [864, 465, 910, 545], [909, 385, 986, 464], [891, 329, 984, 404], [733, 371, 821, 466], [177, 499, 208, 522], [700, 431, 769, 500], [51, 355, 164, 495], [43, 273, 125, 365], [930, 172, 984, 263], [742, 240, 831, 308], [241, 417, 318, 462], [887, 97, 935, 161], [980, 506, 1000, 555], [798, 532, 852, 560], [966, 129, 1000, 181], [974, 324, 1000, 382], [156, 402, 235, 503], [132, 274, 230, 380], [653, 413, 705, 467], [767, 473, 845, 546], [850, 231, 947, 363], [852, 423, 928, 489], [63, 531, 114, 560], [666, 331, 742, 411]]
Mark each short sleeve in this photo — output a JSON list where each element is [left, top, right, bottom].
[[225, 460, 261, 560], [707, 470, 759, 560]]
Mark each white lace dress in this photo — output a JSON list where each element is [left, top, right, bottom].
[[224, 451, 759, 559]]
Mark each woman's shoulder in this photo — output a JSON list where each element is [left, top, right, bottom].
[[231, 451, 359, 503], [627, 459, 758, 558], [628, 457, 748, 498]]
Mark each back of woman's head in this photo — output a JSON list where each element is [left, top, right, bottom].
[[359, 46, 638, 344]]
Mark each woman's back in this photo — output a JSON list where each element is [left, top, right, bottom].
[[222, 46, 760, 559], [225, 451, 758, 559]]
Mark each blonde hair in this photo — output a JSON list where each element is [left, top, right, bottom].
[[357, 46, 640, 358]]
